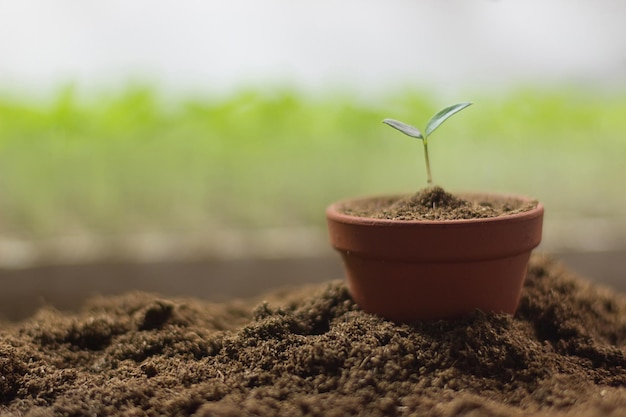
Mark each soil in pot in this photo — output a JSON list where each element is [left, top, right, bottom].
[[339, 186, 538, 221], [1, 255, 626, 416]]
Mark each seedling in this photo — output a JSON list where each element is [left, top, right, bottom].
[[383, 102, 472, 185]]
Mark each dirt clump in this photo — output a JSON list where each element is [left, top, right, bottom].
[[340, 186, 538, 221], [1, 255, 626, 416]]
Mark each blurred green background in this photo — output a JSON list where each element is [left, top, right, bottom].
[[1, 2, 625, 320], [1, 87, 625, 252]]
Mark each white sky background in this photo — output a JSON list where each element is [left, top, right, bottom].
[[0, 0, 625, 99]]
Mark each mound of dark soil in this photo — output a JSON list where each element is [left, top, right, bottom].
[[340, 186, 538, 221], [1, 255, 626, 416]]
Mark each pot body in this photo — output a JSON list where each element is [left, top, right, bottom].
[[326, 194, 544, 322]]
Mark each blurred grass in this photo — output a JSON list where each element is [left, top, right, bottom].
[[0, 86, 625, 239]]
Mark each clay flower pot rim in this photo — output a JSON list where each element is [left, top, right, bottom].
[[326, 192, 543, 226]]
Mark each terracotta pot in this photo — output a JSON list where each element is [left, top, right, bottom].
[[326, 193, 544, 322]]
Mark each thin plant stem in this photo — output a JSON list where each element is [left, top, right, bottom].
[[423, 139, 433, 184]]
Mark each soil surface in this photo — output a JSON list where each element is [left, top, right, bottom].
[[1, 255, 626, 416], [340, 186, 538, 221]]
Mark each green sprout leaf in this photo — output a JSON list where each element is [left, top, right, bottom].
[[424, 102, 473, 138], [382, 119, 423, 140], [383, 101, 473, 185]]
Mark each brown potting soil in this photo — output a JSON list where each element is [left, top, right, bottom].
[[1, 255, 626, 416], [339, 186, 538, 221]]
